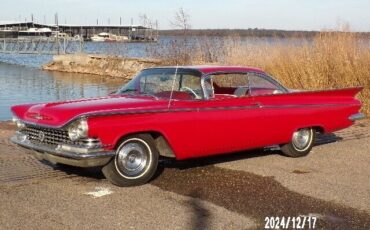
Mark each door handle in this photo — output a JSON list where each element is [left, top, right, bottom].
[[252, 102, 263, 108]]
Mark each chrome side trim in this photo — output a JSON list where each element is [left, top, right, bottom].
[[16, 102, 359, 129], [349, 113, 365, 121]]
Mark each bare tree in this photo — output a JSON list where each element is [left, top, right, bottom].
[[166, 8, 192, 64], [170, 7, 191, 35], [139, 14, 154, 28]]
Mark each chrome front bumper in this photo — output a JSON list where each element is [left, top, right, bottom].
[[11, 132, 115, 167]]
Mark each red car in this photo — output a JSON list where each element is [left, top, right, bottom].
[[11, 66, 364, 186]]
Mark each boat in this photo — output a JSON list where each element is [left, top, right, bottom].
[[0, 29, 18, 38], [51, 32, 70, 38], [18, 28, 53, 38], [90, 32, 107, 42], [90, 32, 129, 42]]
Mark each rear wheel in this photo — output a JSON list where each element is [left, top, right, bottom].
[[281, 128, 315, 157], [102, 134, 159, 186]]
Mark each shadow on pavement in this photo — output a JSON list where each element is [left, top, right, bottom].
[[188, 191, 211, 230], [49, 163, 105, 180], [315, 133, 342, 146], [151, 164, 370, 229]]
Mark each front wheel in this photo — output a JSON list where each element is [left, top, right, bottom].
[[102, 134, 159, 186], [281, 128, 315, 157]]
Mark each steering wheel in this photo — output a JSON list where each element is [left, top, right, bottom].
[[180, 87, 200, 99]]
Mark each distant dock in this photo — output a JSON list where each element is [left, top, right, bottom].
[[0, 22, 158, 42], [0, 21, 158, 55]]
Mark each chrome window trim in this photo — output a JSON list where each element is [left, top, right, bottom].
[[120, 67, 204, 100], [200, 71, 288, 100]]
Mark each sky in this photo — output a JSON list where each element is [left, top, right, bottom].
[[0, 0, 369, 31]]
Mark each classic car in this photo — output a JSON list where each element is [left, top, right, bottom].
[[11, 66, 364, 186]]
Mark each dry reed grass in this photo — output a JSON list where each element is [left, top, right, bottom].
[[158, 32, 370, 115]]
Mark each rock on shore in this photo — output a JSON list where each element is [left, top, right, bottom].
[[42, 54, 162, 79]]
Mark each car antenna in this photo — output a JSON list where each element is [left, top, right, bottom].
[[167, 65, 178, 109]]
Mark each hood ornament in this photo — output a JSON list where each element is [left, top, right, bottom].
[[34, 114, 43, 120], [31, 113, 51, 121]]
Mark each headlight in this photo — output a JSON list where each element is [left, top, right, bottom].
[[68, 119, 89, 141], [12, 116, 25, 129]]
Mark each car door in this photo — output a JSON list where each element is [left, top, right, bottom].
[[161, 72, 205, 160], [247, 72, 296, 144], [168, 71, 291, 159], [183, 72, 265, 158]]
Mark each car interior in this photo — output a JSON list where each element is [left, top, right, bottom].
[[139, 72, 283, 101], [209, 73, 282, 99]]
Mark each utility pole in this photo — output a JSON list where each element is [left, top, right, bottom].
[[156, 20, 159, 40], [55, 13, 59, 26], [120, 17, 122, 25]]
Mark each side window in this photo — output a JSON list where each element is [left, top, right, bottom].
[[213, 74, 248, 88], [248, 73, 282, 96], [208, 74, 249, 98]]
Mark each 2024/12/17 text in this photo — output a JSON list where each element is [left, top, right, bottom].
[[264, 216, 317, 229]]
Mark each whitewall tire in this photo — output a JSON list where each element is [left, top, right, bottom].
[[102, 134, 159, 186]]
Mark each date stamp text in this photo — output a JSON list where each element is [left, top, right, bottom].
[[264, 215, 317, 229]]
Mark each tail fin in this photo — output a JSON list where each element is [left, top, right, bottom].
[[291, 87, 363, 98]]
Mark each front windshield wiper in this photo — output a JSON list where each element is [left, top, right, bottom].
[[118, 89, 158, 100]]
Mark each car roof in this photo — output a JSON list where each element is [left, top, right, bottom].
[[146, 65, 265, 74]]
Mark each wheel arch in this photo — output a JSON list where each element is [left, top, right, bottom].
[[293, 125, 326, 134], [312, 126, 325, 134], [114, 131, 176, 158]]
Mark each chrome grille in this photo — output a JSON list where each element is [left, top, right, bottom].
[[21, 124, 92, 147]]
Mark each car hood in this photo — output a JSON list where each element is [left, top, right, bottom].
[[11, 95, 168, 127]]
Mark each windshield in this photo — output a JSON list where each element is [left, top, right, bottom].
[[117, 68, 203, 100]]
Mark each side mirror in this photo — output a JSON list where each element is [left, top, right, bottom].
[[108, 90, 117, 95]]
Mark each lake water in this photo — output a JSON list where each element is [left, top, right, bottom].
[[0, 36, 310, 67], [0, 36, 367, 121], [0, 36, 185, 121], [0, 62, 124, 121]]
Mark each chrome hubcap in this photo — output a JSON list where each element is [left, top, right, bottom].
[[292, 128, 311, 150], [116, 142, 148, 177]]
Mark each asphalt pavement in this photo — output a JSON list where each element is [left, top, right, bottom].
[[0, 121, 369, 229]]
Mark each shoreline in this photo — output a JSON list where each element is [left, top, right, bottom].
[[42, 54, 162, 79]]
